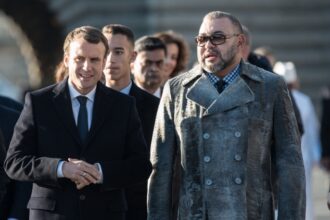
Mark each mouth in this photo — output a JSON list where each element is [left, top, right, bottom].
[[78, 72, 93, 80]]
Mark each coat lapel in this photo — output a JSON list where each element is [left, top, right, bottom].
[[52, 79, 82, 146], [206, 76, 254, 115], [185, 63, 256, 116], [186, 74, 219, 111]]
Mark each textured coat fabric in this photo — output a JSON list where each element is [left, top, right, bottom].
[[148, 62, 306, 220], [4, 80, 152, 220]]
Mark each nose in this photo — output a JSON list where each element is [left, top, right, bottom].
[[204, 39, 215, 48], [82, 60, 92, 71], [150, 62, 159, 71]]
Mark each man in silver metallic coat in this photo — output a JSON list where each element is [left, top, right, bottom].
[[147, 11, 305, 220]]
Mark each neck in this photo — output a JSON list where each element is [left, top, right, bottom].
[[215, 58, 241, 78], [105, 75, 131, 91], [135, 81, 158, 95]]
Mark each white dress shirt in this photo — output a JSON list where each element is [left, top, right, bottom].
[[57, 81, 103, 183]]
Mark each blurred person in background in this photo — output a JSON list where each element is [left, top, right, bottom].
[[0, 97, 31, 220], [102, 24, 159, 220], [274, 61, 321, 220], [320, 85, 330, 209], [254, 46, 277, 68], [153, 30, 190, 83], [131, 36, 166, 98], [0, 129, 10, 219]]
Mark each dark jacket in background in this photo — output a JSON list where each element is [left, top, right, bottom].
[[126, 82, 159, 220], [0, 99, 31, 220]]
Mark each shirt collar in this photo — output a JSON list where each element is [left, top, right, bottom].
[[120, 81, 133, 95], [68, 80, 96, 102], [204, 63, 241, 86]]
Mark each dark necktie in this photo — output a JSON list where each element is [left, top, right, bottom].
[[77, 96, 88, 142], [215, 79, 226, 94]]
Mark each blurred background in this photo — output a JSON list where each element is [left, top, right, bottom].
[[0, 0, 329, 218]]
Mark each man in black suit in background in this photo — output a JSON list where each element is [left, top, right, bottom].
[[0, 99, 31, 220], [102, 24, 159, 220], [0, 95, 23, 112], [4, 26, 151, 220], [0, 129, 10, 213]]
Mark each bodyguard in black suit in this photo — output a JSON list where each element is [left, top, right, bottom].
[[0, 95, 23, 112], [4, 26, 151, 220], [0, 99, 31, 220], [102, 24, 159, 220], [0, 129, 9, 212]]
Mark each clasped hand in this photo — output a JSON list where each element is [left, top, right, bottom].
[[62, 158, 101, 190]]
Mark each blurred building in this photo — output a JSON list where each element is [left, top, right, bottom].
[[0, 0, 329, 112]]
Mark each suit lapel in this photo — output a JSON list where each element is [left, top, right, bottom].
[[52, 79, 82, 146]]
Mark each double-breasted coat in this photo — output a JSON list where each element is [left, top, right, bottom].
[[147, 61, 305, 220]]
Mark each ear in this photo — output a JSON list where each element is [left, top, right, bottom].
[[130, 51, 137, 63], [63, 53, 69, 68], [237, 34, 245, 48]]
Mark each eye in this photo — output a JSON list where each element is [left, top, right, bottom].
[[212, 34, 226, 42], [114, 50, 124, 55], [74, 56, 84, 63]]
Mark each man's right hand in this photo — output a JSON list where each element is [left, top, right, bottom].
[[62, 159, 101, 189]]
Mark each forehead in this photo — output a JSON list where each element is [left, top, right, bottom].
[[137, 49, 165, 61], [199, 17, 236, 35], [68, 37, 106, 57], [105, 33, 132, 49]]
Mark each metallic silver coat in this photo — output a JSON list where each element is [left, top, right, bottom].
[[147, 62, 305, 220]]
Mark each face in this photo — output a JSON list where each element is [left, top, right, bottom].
[[103, 34, 135, 83], [197, 17, 243, 76], [163, 43, 179, 80], [64, 37, 106, 94], [132, 49, 165, 91]]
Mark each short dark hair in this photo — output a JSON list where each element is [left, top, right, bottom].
[[134, 36, 167, 55], [102, 24, 135, 47], [204, 11, 243, 34], [63, 26, 109, 58]]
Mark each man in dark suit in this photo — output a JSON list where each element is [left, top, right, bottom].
[[4, 26, 152, 220], [102, 24, 159, 220], [0, 95, 23, 112], [0, 129, 9, 212], [0, 99, 31, 220]]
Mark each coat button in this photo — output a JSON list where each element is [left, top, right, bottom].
[[234, 177, 242, 185], [235, 131, 241, 137], [204, 156, 211, 162], [203, 133, 210, 139], [79, 194, 86, 200], [205, 179, 213, 186], [234, 154, 242, 161]]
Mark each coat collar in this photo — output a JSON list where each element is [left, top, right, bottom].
[[185, 61, 258, 116]]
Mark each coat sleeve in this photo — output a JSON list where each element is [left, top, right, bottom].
[[147, 82, 177, 220], [99, 98, 152, 189], [272, 78, 306, 219], [4, 93, 61, 187]]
